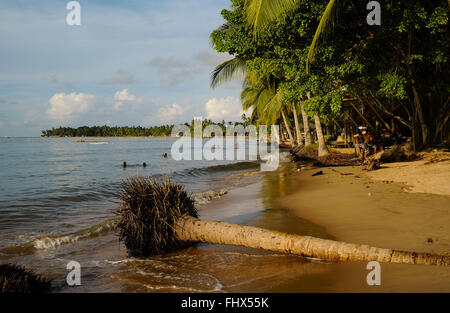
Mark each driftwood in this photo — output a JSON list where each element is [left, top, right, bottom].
[[117, 176, 449, 266], [291, 145, 360, 166]]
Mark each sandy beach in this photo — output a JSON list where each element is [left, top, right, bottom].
[[192, 153, 450, 292], [278, 153, 450, 255]]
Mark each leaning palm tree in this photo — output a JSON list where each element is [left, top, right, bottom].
[[245, 0, 340, 73], [211, 57, 299, 147], [245, 0, 335, 154], [300, 101, 312, 146], [306, 92, 330, 157], [290, 102, 305, 146], [240, 72, 296, 146]]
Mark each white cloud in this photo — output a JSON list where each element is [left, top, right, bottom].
[[113, 89, 142, 111], [155, 103, 191, 124], [47, 92, 96, 121], [205, 96, 251, 121]]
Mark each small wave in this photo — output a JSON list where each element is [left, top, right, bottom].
[[0, 218, 118, 255], [175, 161, 260, 178]]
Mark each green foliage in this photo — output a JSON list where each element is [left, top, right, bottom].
[[211, 0, 450, 147], [41, 119, 250, 138], [377, 73, 408, 99], [41, 125, 173, 137]]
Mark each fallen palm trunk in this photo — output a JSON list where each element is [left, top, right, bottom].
[[117, 176, 449, 266], [175, 216, 448, 265]]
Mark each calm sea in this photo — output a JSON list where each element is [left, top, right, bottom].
[[0, 137, 262, 248], [1, 136, 296, 292]]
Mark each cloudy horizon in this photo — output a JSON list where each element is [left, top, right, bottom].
[[0, 0, 248, 137]]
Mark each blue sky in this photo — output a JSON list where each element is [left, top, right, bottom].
[[0, 0, 246, 136]]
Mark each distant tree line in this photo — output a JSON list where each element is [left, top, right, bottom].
[[41, 125, 174, 137], [41, 116, 253, 137]]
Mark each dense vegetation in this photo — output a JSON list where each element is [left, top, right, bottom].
[[210, 0, 449, 153], [42, 125, 173, 137], [41, 116, 252, 137]]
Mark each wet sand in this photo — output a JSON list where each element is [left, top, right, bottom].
[[199, 162, 450, 292], [2, 160, 448, 292]]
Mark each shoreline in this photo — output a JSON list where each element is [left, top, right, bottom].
[[278, 162, 450, 255], [199, 155, 450, 292]]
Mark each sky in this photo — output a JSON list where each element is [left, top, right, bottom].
[[0, 0, 248, 137]]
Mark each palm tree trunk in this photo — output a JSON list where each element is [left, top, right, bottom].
[[314, 113, 330, 157], [300, 101, 312, 146], [281, 108, 294, 147], [175, 215, 449, 266], [292, 103, 304, 146], [306, 92, 329, 157]]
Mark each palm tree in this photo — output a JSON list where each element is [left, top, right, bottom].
[[211, 58, 301, 147], [240, 71, 296, 146], [245, 0, 334, 156], [300, 101, 312, 146], [244, 0, 339, 73], [291, 102, 305, 146], [307, 92, 330, 156]]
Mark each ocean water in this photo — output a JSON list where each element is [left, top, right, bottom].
[[2, 138, 448, 293], [0, 137, 263, 249], [0, 136, 294, 292]]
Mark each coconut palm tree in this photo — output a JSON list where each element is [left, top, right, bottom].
[[307, 92, 330, 156], [300, 101, 312, 146], [211, 58, 302, 147], [240, 71, 296, 146], [245, 0, 334, 156], [291, 102, 305, 146], [245, 0, 340, 73]]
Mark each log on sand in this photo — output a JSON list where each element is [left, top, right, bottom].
[[117, 176, 449, 266]]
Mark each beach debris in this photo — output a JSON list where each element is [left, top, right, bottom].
[[312, 171, 323, 177], [426, 238, 434, 244], [0, 264, 50, 293], [193, 189, 228, 205], [291, 145, 360, 167], [116, 176, 450, 266], [370, 143, 417, 163], [362, 158, 380, 171]]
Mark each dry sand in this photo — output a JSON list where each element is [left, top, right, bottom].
[[198, 159, 450, 292], [278, 154, 450, 255], [367, 151, 450, 195]]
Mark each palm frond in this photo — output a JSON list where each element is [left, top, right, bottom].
[[245, 0, 299, 36], [306, 0, 338, 73], [210, 57, 247, 89]]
